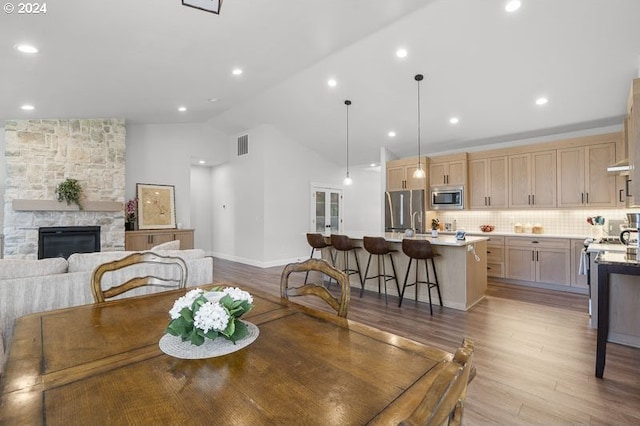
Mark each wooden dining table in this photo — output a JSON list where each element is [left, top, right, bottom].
[[0, 283, 458, 425]]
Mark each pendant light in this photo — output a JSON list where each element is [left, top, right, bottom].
[[343, 99, 353, 186], [412, 74, 426, 179]]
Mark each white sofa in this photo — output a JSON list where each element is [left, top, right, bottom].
[[0, 249, 214, 374]]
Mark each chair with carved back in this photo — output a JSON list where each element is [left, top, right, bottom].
[[399, 338, 475, 426], [280, 258, 350, 317], [91, 252, 188, 303]]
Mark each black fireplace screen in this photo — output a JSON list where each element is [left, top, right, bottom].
[[38, 226, 101, 259]]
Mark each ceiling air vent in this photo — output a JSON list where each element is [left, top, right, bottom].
[[237, 134, 249, 156]]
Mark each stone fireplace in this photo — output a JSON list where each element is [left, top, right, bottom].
[[3, 119, 126, 259]]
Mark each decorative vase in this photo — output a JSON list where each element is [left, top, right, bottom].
[[431, 229, 438, 237], [125, 222, 135, 231]]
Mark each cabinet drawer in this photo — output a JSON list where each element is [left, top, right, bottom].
[[485, 235, 505, 246], [487, 262, 504, 278], [487, 246, 504, 262], [505, 237, 570, 250]]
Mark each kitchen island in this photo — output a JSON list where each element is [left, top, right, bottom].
[[329, 232, 488, 311]]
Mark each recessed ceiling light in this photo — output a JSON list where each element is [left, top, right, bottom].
[[232, 68, 243, 76], [178, 106, 187, 112], [327, 78, 337, 87], [396, 48, 408, 58], [370, 163, 377, 167], [207, 98, 219, 103], [21, 104, 35, 111], [388, 131, 396, 137], [199, 160, 206, 164], [449, 117, 460, 124], [535, 97, 548, 106], [15, 44, 38, 54], [505, 0, 521, 12]]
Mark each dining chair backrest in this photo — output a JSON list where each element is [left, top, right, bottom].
[[307, 233, 331, 249], [280, 258, 350, 317], [399, 338, 475, 426], [91, 252, 188, 303], [402, 238, 437, 260]]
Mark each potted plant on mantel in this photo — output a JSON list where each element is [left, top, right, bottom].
[[55, 178, 83, 210]]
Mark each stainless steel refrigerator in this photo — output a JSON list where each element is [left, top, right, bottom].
[[385, 190, 425, 233]]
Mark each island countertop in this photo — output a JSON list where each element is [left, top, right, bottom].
[[340, 231, 489, 246]]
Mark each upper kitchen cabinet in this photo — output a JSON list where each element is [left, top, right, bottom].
[[508, 150, 556, 208], [386, 157, 427, 191], [428, 153, 467, 186], [468, 156, 508, 209], [557, 142, 617, 208], [629, 79, 640, 205]]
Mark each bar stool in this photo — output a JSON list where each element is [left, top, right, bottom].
[[362, 236, 400, 303], [330, 234, 363, 288], [399, 238, 442, 315], [304, 233, 335, 284]]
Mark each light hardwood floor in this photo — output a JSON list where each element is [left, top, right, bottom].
[[212, 258, 640, 425]]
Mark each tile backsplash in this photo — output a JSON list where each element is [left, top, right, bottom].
[[435, 208, 640, 238]]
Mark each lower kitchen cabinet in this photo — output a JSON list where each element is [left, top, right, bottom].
[[486, 236, 505, 278], [505, 237, 570, 286], [125, 229, 194, 251]]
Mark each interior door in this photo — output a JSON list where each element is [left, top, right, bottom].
[[311, 185, 342, 234]]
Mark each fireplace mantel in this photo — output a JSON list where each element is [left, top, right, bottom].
[[12, 199, 123, 212]]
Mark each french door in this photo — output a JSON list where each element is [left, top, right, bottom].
[[310, 185, 342, 234]]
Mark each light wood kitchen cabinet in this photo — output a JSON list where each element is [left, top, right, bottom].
[[508, 150, 556, 208], [570, 239, 588, 289], [505, 237, 570, 286], [386, 157, 427, 191], [428, 153, 467, 186], [557, 142, 617, 208], [468, 156, 508, 209], [125, 229, 195, 251], [486, 235, 505, 278], [628, 78, 640, 205]]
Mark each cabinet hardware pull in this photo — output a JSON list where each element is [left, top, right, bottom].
[[532, 250, 535, 261], [531, 194, 535, 205], [626, 179, 632, 197], [487, 250, 492, 254], [581, 192, 584, 203], [536, 251, 539, 262], [586, 193, 589, 203], [620, 189, 624, 203], [488, 196, 491, 206], [528, 195, 531, 205]]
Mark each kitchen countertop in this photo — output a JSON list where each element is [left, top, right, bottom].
[[342, 231, 488, 247], [595, 250, 640, 266], [440, 230, 590, 240]]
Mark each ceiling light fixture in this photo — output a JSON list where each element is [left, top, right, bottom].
[[178, 106, 187, 112], [388, 131, 396, 138], [343, 100, 353, 186], [505, 0, 521, 12], [327, 78, 337, 87], [182, 0, 223, 15], [449, 117, 460, 124], [396, 48, 408, 58], [412, 74, 426, 179], [232, 68, 243, 76], [21, 104, 35, 111], [535, 97, 548, 105], [15, 44, 38, 54]]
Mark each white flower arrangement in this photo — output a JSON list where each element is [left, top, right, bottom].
[[166, 287, 254, 346]]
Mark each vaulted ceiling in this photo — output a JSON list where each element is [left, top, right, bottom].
[[2, 0, 640, 166]]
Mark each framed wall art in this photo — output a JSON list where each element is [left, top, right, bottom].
[[136, 183, 177, 230]]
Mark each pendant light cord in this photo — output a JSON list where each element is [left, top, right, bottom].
[[345, 99, 351, 177], [416, 74, 423, 171]]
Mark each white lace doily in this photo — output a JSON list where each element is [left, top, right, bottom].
[[159, 321, 259, 359]]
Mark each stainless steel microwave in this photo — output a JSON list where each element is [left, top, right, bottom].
[[430, 186, 464, 210]]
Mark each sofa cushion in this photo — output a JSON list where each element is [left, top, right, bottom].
[[150, 240, 180, 251], [0, 258, 68, 280]]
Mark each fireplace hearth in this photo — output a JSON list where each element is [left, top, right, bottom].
[[38, 226, 101, 259]]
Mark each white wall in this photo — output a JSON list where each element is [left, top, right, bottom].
[[0, 128, 4, 228], [190, 165, 213, 253], [126, 122, 227, 237], [211, 124, 382, 267]]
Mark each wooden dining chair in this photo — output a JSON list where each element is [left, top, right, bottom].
[[399, 338, 475, 426], [91, 252, 188, 303], [280, 258, 350, 317]]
